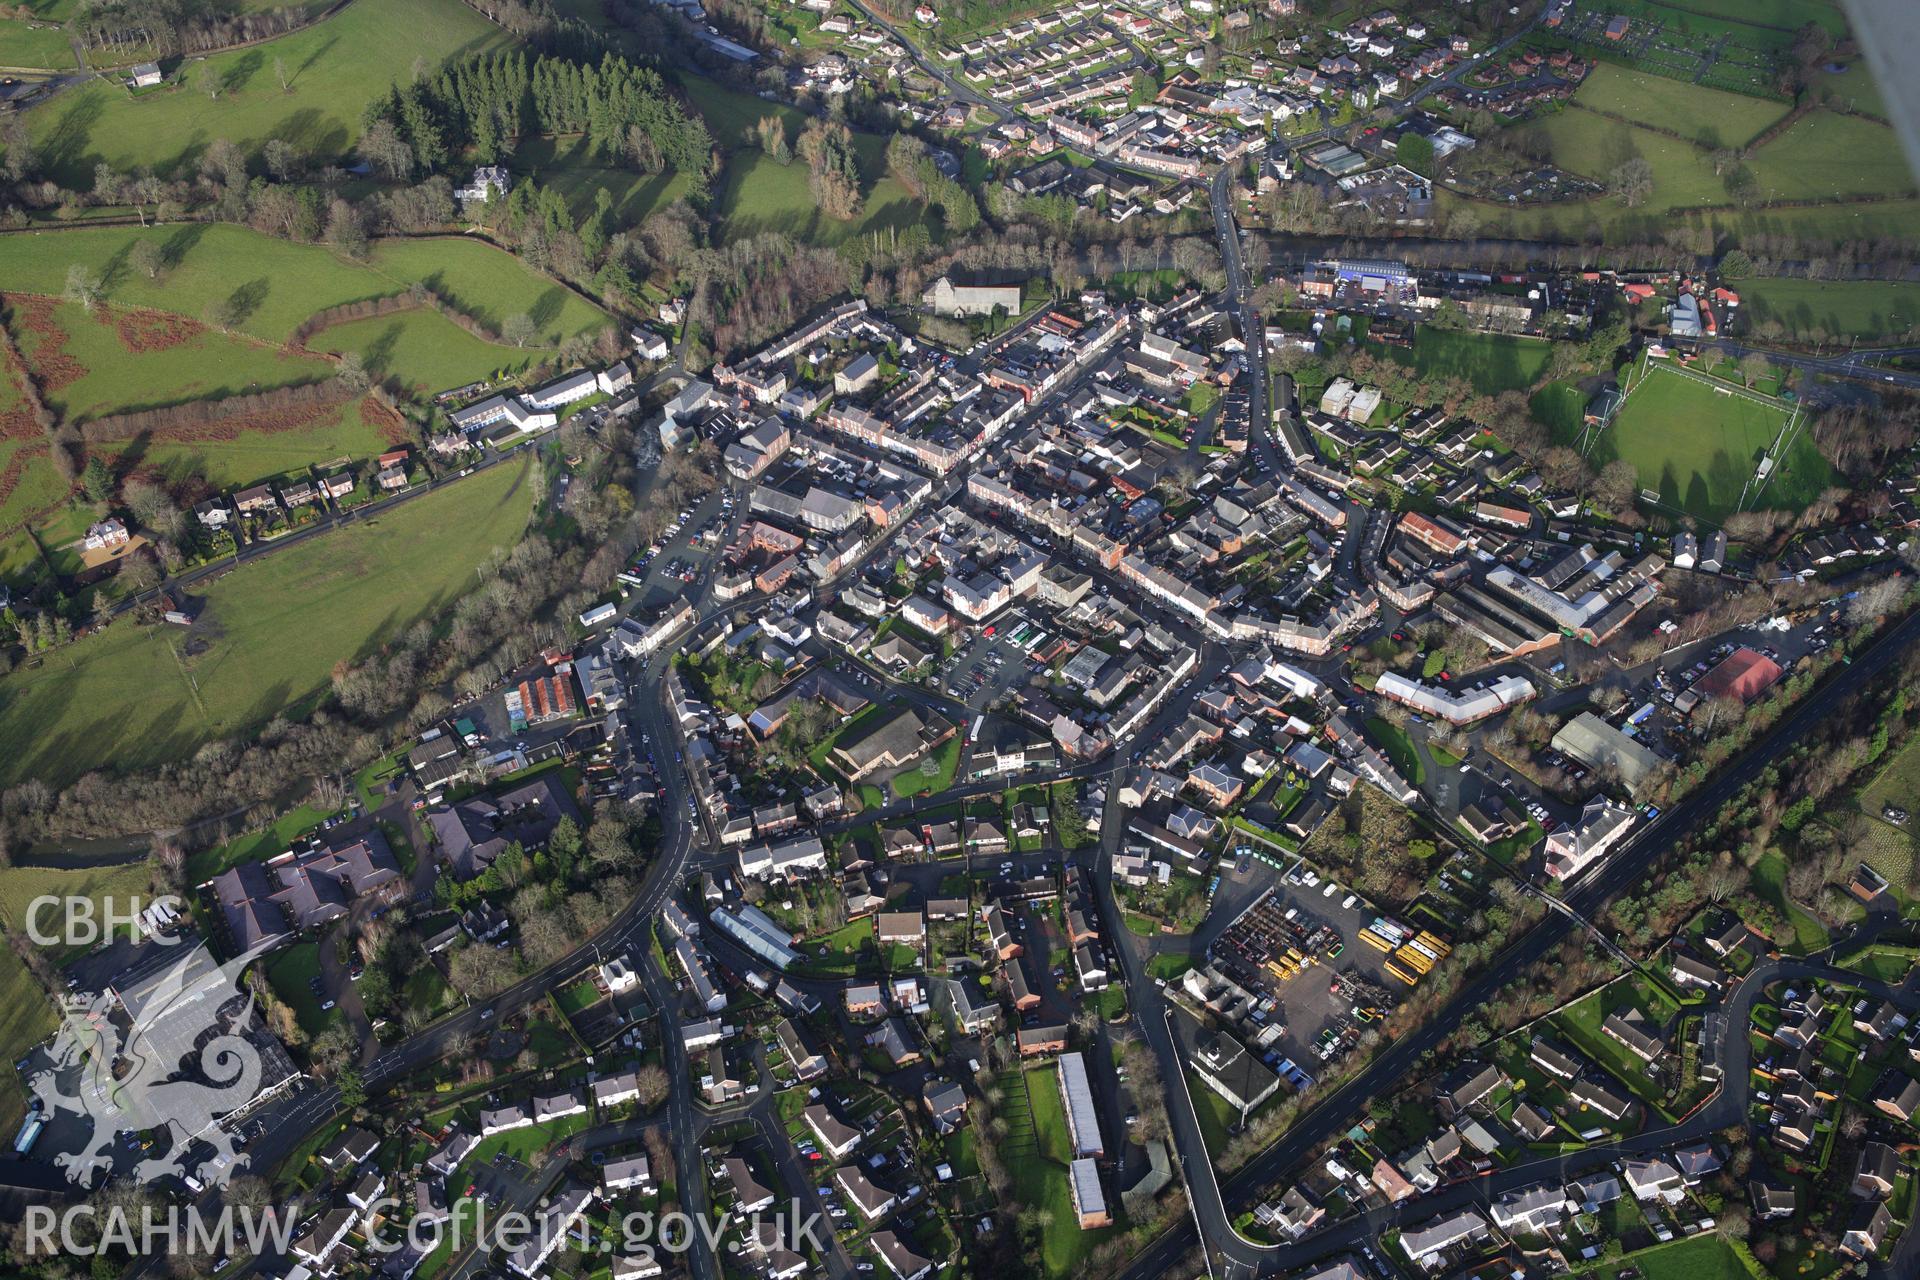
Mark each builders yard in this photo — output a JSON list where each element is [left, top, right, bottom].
[[1203, 877, 1433, 1084]]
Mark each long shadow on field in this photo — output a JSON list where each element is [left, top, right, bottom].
[[528, 287, 566, 335], [359, 322, 403, 379], [162, 224, 208, 272], [97, 242, 133, 299], [37, 93, 103, 186], [294, 36, 338, 85], [224, 278, 272, 330], [220, 52, 265, 97], [274, 107, 347, 161]]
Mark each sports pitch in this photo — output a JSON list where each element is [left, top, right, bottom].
[[1592, 360, 1830, 522]]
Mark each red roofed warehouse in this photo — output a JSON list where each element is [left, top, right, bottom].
[[1696, 647, 1783, 705]]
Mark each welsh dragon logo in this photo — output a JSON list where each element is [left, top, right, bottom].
[[27, 941, 274, 1189]]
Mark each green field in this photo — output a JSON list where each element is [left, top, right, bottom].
[[364, 239, 610, 346], [1856, 734, 1920, 894], [0, 18, 75, 70], [1574, 63, 1788, 148], [18, 297, 332, 424], [0, 862, 152, 949], [0, 225, 394, 345], [1378, 327, 1553, 394], [713, 147, 931, 247], [104, 396, 401, 491], [1529, 108, 1727, 215], [1470, 77, 1917, 245], [676, 74, 806, 152], [0, 454, 536, 788], [0, 439, 70, 578], [1664, 0, 1846, 35], [28, 0, 508, 185], [1592, 360, 1830, 521], [1594, 1232, 1766, 1280], [675, 75, 939, 248], [1746, 111, 1916, 202], [1741, 277, 1920, 343], [0, 951, 53, 1132], [0, 224, 605, 380], [308, 308, 547, 395], [1808, 58, 1884, 120], [511, 134, 699, 229]]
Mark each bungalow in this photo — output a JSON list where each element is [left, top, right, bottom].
[[846, 983, 885, 1017], [865, 1017, 922, 1067], [593, 1072, 642, 1108], [480, 1103, 534, 1135], [942, 976, 1001, 1033], [1669, 953, 1722, 993], [1529, 1037, 1583, 1082], [1623, 1157, 1685, 1204], [1439, 1063, 1505, 1118], [1601, 1008, 1665, 1063], [1841, 1201, 1892, 1259], [1568, 1077, 1631, 1121], [1511, 1101, 1556, 1141], [605, 1154, 655, 1192], [318, 1126, 379, 1172], [1490, 1184, 1564, 1234], [877, 911, 926, 947], [836, 1164, 898, 1220], [1017, 1024, 1068, 1056], [724, 1157, 775, 1213], [872, 1230, 932, 1280], [1705, 916, 1751, 957], [1852, 1142, 1900, 1199], [804, 1104, 863, 1161], [923, 1078, 968, 1132], [1750, 1177, 1798, 1220], [1871, 1071, 1920, 1124], [234, 483, 280, 515], [1398, 1209, 1488, 1270], [776, 1018, 827, 1080], [1854, 999, 1908, 1042]]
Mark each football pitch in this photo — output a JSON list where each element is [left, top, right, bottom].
[[1593, 360, 1830, 522]]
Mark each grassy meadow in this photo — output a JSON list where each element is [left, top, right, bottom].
[[1572, 64, 1788, 148], [1461, 50, 1915, 246], [0, 224, 396, 345], [1740, 278, 1920, 343], [1376, 327, 1553, 395], [16, 297, 333, 424], [100, 396, 404, 490], [0, 453, 536, 788], [307, 307, 549, 395], [364, 238, 611, 344], [28, 0, 508, 186]]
